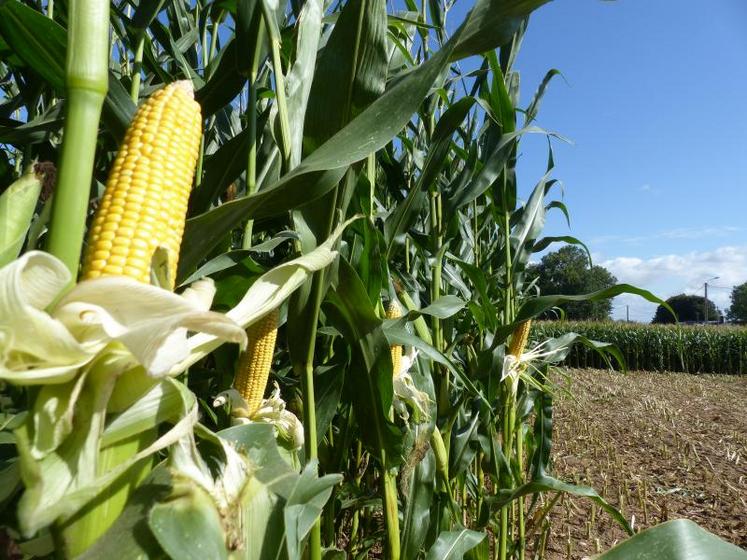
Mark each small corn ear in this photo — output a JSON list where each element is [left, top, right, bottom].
[[386, 300, 403, 378], [508, 320, 532, 358], [82, 81, 202, 288], [233, 308, 279, 415]]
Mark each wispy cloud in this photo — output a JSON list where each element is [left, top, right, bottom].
[[601, 245, 747, 321], [590, 225, 742, 246], [638, 183, 661, 195]]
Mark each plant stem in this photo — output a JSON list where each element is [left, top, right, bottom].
[[367, 152, 376, 216], [430, 191, 447, 412], [242, 21, 266, 248], [46, 0, 108, 276], [499, 384, 517, 560], [261, 4, 292, 171], [517, 423, 526, 560], [129, 35, 144, 103], [382, 461, 401, 560]]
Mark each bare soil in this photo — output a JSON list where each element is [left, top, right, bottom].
[[544, 368, 747, 558]]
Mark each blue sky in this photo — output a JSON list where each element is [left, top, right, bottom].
[[455, 1, 747, 321]]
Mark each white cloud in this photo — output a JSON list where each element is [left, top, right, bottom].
[[601, 245, 747, 322]]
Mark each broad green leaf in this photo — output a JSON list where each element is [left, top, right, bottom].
[[0, 459, 20, 505], [449, 408, 480, 477], [149, 482, 228, 560], [178, 167, 346, 279], [510, 171, 552, 271], [0, 2, 134, 135], [284, 0, 323, 166], [426, 528, 486, 560], [304, 0, 388, 148], [284, 462, 342, 560], [0, 113, 63, 146], [599, 519, 747, 560], [516, 284, 671, 323], [314, 363, 346, 439], [418, 295, 466, 319], [491, 475, 632, 535], [400, 438, 436, 559], [77, 466, 170, 560], [529, 390, 551, 479], [450, 0, 551, 62], [525, 68, 562, 125], [325, 258, 403, 465], [0, 1, 66, 92], [531, 235, 591, 262]]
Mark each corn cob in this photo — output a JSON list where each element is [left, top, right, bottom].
[[234, 308, 279, 416], [81, 81, 202, 288], [386, 300, 403, 378], [508, 320, 532, 358]]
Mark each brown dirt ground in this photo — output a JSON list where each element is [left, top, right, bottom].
[[542, 368, 747, 559]]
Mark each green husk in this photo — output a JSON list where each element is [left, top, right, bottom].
[[0, 166, 42, 267]]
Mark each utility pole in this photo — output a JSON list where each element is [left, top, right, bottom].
[[626, 305, 629, 322], [704, 275, 719, 324]]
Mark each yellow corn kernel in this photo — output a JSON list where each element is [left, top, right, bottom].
[[233, 309, 279, 415], [386, 300, 403, 378], [81, 81, 202, 288], [508, 320, 532, 358]]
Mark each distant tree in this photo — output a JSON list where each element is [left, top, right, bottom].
[[526, 245, 617, 320], [727, 282, 747, 323], [652, 294, 719, 324]]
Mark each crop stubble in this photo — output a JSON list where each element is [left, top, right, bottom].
[[545, 368, 747, 558]]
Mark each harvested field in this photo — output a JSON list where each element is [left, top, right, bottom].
[[546, 368, 747, 558]]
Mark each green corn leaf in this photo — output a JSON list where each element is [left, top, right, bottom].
[[180, 0, 548, 275], [426, 528, 486, 560], [324, 257, 403, 466], [598, 519, 747, 560]]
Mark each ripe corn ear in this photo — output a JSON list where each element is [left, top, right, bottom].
[[387, 300, 403, 378], [234, 308, 279, 415], [508, 320, 532, 358], [81, 81, 202, 288]]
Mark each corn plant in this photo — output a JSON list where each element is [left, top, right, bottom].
[[534, 321, 747, 375], [1, 0, 745, 559]]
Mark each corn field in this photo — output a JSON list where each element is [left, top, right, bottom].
[[533, 322, 747, 375], [0, 0, 745, 559]]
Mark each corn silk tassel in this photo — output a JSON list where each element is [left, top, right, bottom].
[[503, 319, 561, 387], [215, 308, 304, 449]]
